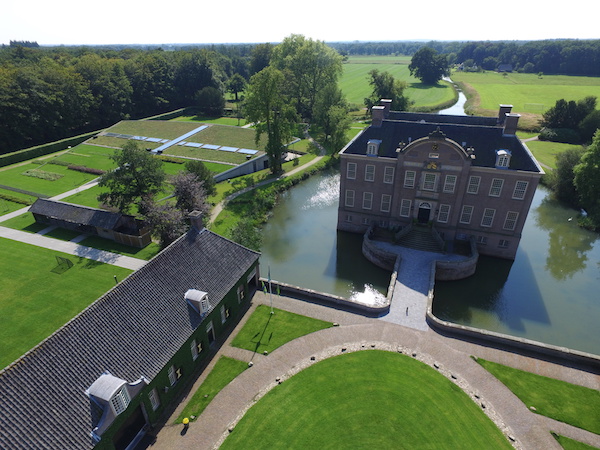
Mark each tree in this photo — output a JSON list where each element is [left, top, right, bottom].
[[170, 171, 210, 217], [313, 83, 351, 154], [408, 47, 449, 84], [98, 141, 166, 213], [574, 130, 600, 224], [194, 86, 224, 116], [546, 146, 585, 205], [142, 199, 187, 248], [227, 73, 246, 102], [364, 69, 410, 111], [230, 218, 262, 251], [184, 159, 216, 196], [244, 67, 298, 174], [249, 43, 273, 76]]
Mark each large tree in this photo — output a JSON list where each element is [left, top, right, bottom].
[[98, 141, 166, 213], [170, 171, 210, 217], [364, 69, 410, 111], [409, 47, 449, 84], [244, 66, 297, 174], [574, 130, 600, 224], [313, 83, 351, 154]]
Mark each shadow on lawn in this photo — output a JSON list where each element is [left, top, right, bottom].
[[250, 312, 274, 355]]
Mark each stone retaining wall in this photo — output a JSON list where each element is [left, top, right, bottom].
[[434, 237, 478, 281]]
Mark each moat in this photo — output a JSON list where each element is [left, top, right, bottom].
[[259, 170, 600, 356]]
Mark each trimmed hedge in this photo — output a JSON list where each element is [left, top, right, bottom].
[[0, 131, 99, 168]]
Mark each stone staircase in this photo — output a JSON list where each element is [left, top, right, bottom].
[[395, 225, 444, 253]]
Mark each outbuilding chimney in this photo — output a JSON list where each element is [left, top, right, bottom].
[[188, 210, 203, 231]]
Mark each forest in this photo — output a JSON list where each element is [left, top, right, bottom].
[[1, 38, 599, 155]]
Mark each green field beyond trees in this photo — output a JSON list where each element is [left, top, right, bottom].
[[221, 350, 512, 449]]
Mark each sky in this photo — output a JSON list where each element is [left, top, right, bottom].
[[2, 0, 598, 47]]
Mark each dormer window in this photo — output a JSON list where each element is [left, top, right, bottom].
[[367, 139, 381, 156], [496, 150, 511, 169], [110, 387, 131, 415]]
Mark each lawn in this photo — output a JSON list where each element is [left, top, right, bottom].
[[0, 237, 132, 369], [175, 356, 248, 423], [47, 144, 118, 172], [451, 71, 600, 117], [524, 140, 584, 170], [171, 115, 248, 127], [230, 305, 332, 354], [221, 350, 512, 449], [552, 433, 598, 450], [477, 358, 600, 435], [340, 55, 456, 109]]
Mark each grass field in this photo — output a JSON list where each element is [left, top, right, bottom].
[[0, 237, 132, 369], [340, 56, 456, 110], [221, 350, 512, 449], [171, 115, 248, 127], [524, 139, 584, 169], [230, 305, 332, 354], [175, 356, 248, 423], [451, 71, 600, 117], [477, 358, 600, 435]]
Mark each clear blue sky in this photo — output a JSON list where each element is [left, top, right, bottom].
[[2, 0, 598, 46]]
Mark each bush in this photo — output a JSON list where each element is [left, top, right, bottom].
[[538, 127, 581, 144], [0, 193, 34, 205], [22, 169, 63, 181], [67, 165, 106, 175]]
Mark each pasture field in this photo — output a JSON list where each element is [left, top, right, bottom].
[[451, 71, 600, 116], [341, 55, 456, 110], [524, 140, 583, 170], [221, 350, 512, 449], [0, 237, 132, 369]]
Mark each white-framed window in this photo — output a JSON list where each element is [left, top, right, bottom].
[[404, 170, 416, 188], [422, 173, 438, 191], [345, 214, 353, 222], [237, 285, 245, 303], [400, 199, 412, 217], [437, 204, 451, 223], [362, 192, 373, 210], [383, 166, 395, 184], [220, 305, 227, 324], [367, 139, 381, 156], [346, 162, 357, 180], [362, 217, 370, 225], [467, 176, 480, 194], [496, 150, 511, 168], [476, 236, 487, 245], [148, 388, 160, 411], [489, 178, 504, 197], [460, 205, 474, 224], [345, 189, 355, 207], [110, 387, 131, 415], [168, 365, 177, 386], [443, 175, 457, 193], [512, 181, 528, 200], [499, 239, 510, 248], [191, 339, 199, 360], [380, 194, 391, 213], [481, 208, 496, 227], [503, 211, 519, 231], [365, 164, 375, 182]]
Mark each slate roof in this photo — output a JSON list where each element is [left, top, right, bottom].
[[0, 228, 260, 449], [344, 112, 541, 173], [30, 199, 123, 230]]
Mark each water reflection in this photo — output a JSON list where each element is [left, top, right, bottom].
[[534, 196, 598, 280]]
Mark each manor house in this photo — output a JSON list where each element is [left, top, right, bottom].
[[337, 101, 544, 259]]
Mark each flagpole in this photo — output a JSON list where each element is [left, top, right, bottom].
[[268, 265, 274, 314]]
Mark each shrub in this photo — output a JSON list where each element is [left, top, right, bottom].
[[67, 165, 106, 175], [538, 127, 581, 144], [22, 169, 63, 181], [0, 193, 34, 205]]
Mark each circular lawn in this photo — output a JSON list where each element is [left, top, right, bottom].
[[221, 350, 512, 449]]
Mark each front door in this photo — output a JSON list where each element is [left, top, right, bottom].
[[417, 202, 431, 224]]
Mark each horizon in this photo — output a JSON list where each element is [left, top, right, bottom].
[[2, 0, 598, 47]]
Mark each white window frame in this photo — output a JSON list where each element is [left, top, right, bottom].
[[168, 365, 177, 386], [362, 192, 373, 210], [400, 199, 412, 217], [489, 178, 504, 197], [380, 194, 391, 213], [404, 170, 416, 188], [422, 173, 438, 191], [346, 162, 357, 180], [499, 239, 510, 248], [437, 204, 451, 223], [459, 205, 474, 224], [443, 175, 457, 194], [481, 208, 496, 227], [191, 339, 199, 361], [220, 305, 226, 324], [383, 166, 395, 184], [345, 189, 355, 207], [476, 236, 487, 245], [365, 164, 375, 182], [237, 285, 245, 303], [512, 181, 528, 200], [467, 176, 480, 194], [503, 211, 519, 231], [110, 387, 130, 415], [496, 152, 510, 168], [148, 388, 160, 411]]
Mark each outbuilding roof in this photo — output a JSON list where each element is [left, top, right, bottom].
[[29, 198, 124, 230], [0, 228, 259, 449]]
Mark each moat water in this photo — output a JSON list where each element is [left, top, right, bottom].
[[260, 171, 600, 356]]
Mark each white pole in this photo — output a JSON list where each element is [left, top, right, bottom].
[[268, 265, 274, 314]]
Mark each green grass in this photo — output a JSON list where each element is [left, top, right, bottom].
[[221, 350, 512, 449], [552, 433, 599, 450], [451, 71, 600, 117], [230, 305, 332, 354], [477, 358, 600, 435], [0, 237, 132, 369], [175, 356, 248, 423], [48, 144, 118, 172], [524, 140, 584, 169], [105, 120, 202, 139], [171, 115, 248, 127], [340, 56, 456, 109]]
